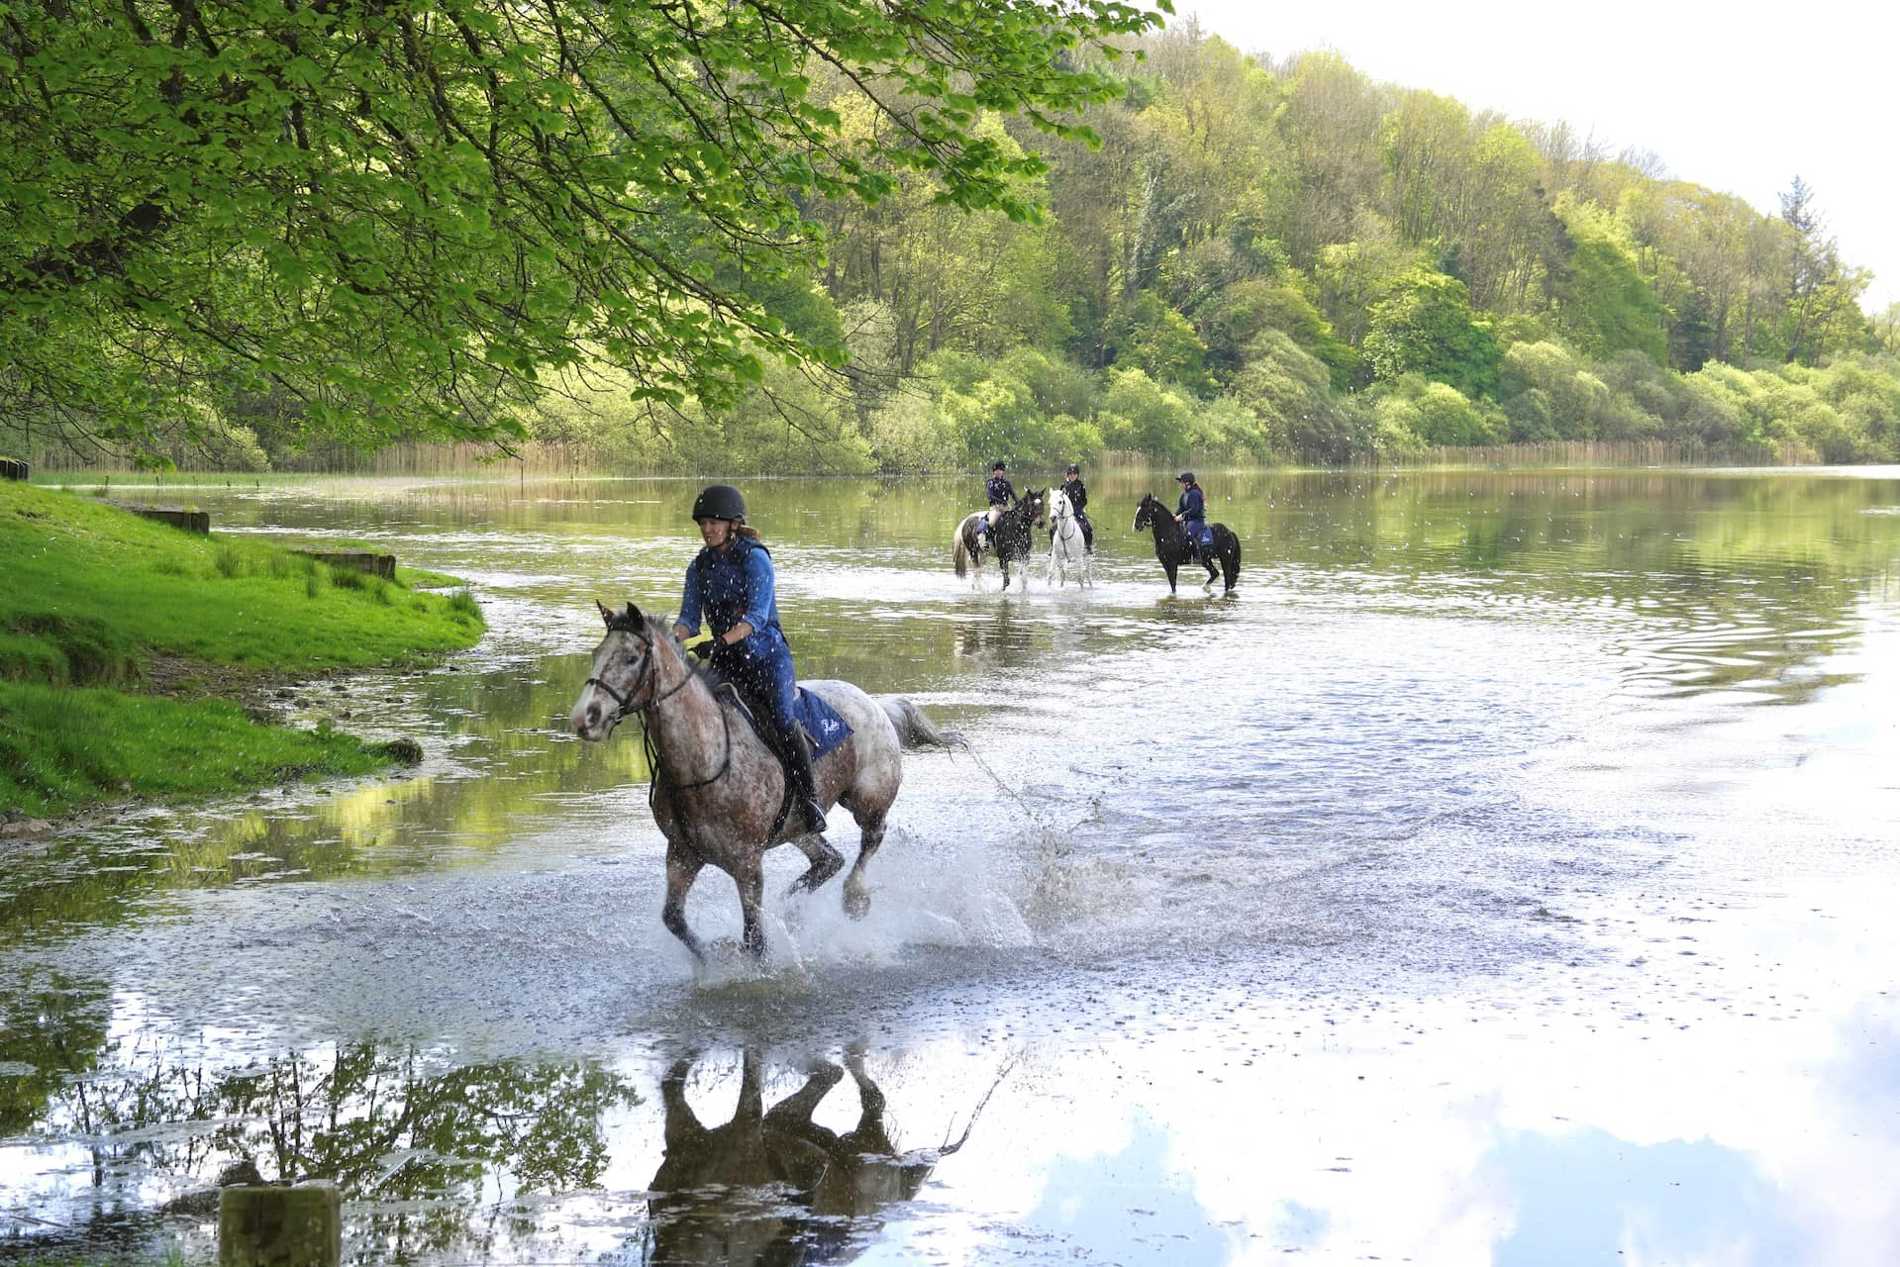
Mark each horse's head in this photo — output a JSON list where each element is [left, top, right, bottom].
[[571, 600, 674, 741], [1023, 487, 1047, 531], [1133, 493, 1159, 532], [1047, 487, 1072, 521]]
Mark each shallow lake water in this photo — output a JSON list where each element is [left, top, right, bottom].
[[4, 468, 1900, 1265]]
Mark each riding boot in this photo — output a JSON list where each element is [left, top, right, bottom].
[[779, 720, 828, 836]]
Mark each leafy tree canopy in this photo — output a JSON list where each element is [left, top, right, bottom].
[[1362, 267, 1500, 400], [0, 0, 1166, 458]]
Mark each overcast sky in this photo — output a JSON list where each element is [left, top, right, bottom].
[[1178, 1, 1898, 311]]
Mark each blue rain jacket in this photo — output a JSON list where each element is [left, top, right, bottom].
[[678, 535, 796, 717]]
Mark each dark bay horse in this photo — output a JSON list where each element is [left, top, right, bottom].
[[569, 603, 948, 960], [952, 488, 1046, 590], [1133, 493, 1241, 594]]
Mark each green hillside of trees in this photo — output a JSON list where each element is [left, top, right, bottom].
[[9, 16, 1898, 473]]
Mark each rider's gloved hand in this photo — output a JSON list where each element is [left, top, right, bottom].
[[688, 639, 714, 661]]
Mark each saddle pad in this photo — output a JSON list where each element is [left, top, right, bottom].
[[794, 687, 853, 761], [717, 679, 853, 762]]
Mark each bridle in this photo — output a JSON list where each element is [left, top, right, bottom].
[[584, 624, 733, 796], [1050, 495, 1079, 541]]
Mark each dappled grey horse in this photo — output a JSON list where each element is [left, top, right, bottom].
[[570, 603, 949, 960]]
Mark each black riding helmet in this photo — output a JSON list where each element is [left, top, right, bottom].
[[1065, 462, 1081, 475], [991, 461, 1007, 472], [1176, 471, 1196, 484], [690, 483, 746, 523]]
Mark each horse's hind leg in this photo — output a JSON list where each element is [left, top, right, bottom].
[[842, 811, 887, 919], [788, 832, 845, 897], [764, 1060, 844, 1133], [662, 842, 706, 962]]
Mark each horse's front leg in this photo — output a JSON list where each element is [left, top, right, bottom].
[[1165, 561, 1178, 594], [735, 857, 767, 958], [662, 841, 706, 962], [1001, 554, 1012, 590]]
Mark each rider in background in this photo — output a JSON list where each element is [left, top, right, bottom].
[[1174, 471, 1210, 556], [1060, 462, 1094, 553], [672, 483, 826, 836], [976, 460, 1015, 547]]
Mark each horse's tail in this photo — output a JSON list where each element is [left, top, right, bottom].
[[953, 520, 971, 578], [1223, 528, 1242, 590], [881, 696, 958, 749]]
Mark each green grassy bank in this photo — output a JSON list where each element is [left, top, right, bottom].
[[0, 481, 483, 816]]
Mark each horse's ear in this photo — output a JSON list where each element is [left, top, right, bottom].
[[625, 601, 645, 627], [596, 599, 615, 626]]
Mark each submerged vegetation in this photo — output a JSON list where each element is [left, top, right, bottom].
[[0, 482, 484, 815]]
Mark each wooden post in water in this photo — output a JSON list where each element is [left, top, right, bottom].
[[218, 1182, 342, 1267]]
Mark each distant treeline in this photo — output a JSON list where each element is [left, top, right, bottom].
[[14, 26, 1900, 475]]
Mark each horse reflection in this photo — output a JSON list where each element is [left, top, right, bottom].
[[647, 1046, 972, 1265]]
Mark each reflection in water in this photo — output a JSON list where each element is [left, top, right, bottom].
[[1, 1025, 986, 1267], [1484, 1128, 1805, 1267], [0, 1010, 641, 1262], [646, 1045, 977, 1266]]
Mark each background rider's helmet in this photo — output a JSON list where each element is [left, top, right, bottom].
[[992, 461, 1007, 472], [1176, 471, 1196, 484], [690, 484, 747, 523], [1065, 463, 1081, 475]]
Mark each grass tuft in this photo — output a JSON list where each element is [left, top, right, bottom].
[[0, 680, 388, 818]]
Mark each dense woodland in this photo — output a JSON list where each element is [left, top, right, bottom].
[[7, 15, 1899, 473]]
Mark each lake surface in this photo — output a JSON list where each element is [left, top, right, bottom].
[[4, 468, 1900, 1265]]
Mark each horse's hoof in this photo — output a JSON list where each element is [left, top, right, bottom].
[[843, 884, 871, 919]]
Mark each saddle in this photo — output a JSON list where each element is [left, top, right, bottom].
[[709, 677, 853, 840]]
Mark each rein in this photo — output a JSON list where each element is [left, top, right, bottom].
[[586, 629, 734, 796]]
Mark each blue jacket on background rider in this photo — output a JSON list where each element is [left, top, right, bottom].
[[978, 461, 1015, 542], [1174, 472, 1209, 548], [671, 483, 827, 836]]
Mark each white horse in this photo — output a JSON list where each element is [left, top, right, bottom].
[[1044, 487, 1092, 587]]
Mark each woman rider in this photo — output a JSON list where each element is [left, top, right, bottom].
[[1059, 462, 1093, 553], [1173, 471, 1208, 556], [671, 484, 826, 837]]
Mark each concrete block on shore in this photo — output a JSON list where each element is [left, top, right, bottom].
[[294, 550, 397, 579], [219, 1181, 341, 1267], [111, 503, 211, 533]]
